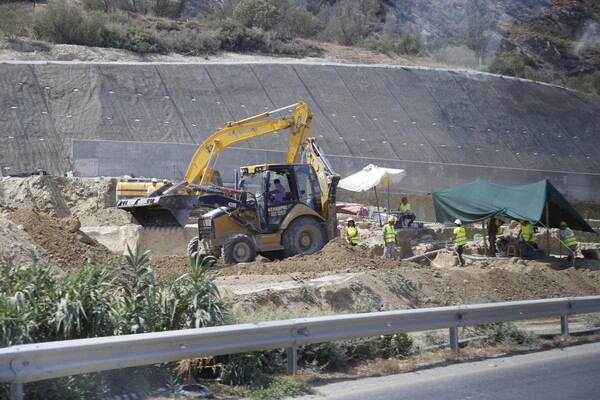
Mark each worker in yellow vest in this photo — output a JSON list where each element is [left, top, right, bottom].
[[382, 216, 397, 259], [345, 218, 359, 246], [518, 219, 536, 260], [559, 221, 578, 262], [398, 197, 415, 228], [147, 178, 158, 196], [451, 218, 467, 266]]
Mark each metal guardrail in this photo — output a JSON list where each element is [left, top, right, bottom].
[[1, 296, 600, 397]]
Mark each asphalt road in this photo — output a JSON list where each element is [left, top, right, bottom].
[[290, 342, 600, 400]]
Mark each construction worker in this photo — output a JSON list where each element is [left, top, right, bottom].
[[518, 219, 536, 260], [487, 216, 504, 256], [451, 219, 467, 267], [382, 216, 397, 259], [559, 221, 578, 263], [345, 218, 359, 246], [398, 196, 415, 228], [147, 178, 158, 196]]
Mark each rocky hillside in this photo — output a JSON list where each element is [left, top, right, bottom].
[[0, 0, 598, 92]]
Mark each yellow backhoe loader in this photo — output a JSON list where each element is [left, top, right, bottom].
[[117, 101, 340, 263]]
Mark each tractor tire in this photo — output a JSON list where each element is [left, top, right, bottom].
[[187, 236, 200, 258], [282, 217, 326, 258], [222, 234, 257, 264]]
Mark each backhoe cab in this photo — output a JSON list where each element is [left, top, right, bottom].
[[189, 160, 338, 264]]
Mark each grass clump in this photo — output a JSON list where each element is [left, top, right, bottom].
[[583, 312, 600, 329], [248, 376, 317, 400], [466, 321, 540, 347]]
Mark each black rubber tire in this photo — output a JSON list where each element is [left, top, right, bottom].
[[187, 236, 200, 258], [222, 234, 257, 264], [282, 217, 326, 258]]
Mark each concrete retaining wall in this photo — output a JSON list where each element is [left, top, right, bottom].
[[1, 61, 599, 202]]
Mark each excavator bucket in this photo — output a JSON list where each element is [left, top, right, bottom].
[[117, 195, 196, 228]]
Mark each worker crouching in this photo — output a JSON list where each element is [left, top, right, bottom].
[[345, 218, 359, 246]]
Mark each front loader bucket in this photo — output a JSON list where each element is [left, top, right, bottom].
[[117, 195, 197, 228]]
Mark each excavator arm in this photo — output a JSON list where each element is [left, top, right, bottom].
[[303, 137, 340, 240], [185, 101, 312, 186], [117, 101, 312, 228]]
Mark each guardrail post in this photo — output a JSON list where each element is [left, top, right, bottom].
[[560, 315, 569, 335], [449, 327, 459, 351], [286, 346, 298, 375], [10, 383, 23, 400]]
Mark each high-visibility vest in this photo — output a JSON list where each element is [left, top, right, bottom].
[[384, 224, 396, 243], [400, 203, 411, 212], [454, 227, 467, 246], [346, 226, 358, 244], [147, 186, 157, 195], [521, 223, 536, 242], [563, 228, 577, 247]]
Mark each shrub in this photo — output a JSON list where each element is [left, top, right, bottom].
[[360, 32, 422, 56], [466, 321, 539, 347], [120, 27, 158, 53], [158, 28, 221, 55], [33, 0, 87, 44], [273, 0, 320, 39], [213, 20, 265, 52], [487, 51, 556, 83], [0, 4, 31, 40], [568, 71, 600, 96], [233, 0, 280, 31], [0, 246, 228, 399]]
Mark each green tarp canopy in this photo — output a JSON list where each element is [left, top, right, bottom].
[[432, 179, 596, 233]]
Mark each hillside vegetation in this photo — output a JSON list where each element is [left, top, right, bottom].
[[0, 0, 598, 95]]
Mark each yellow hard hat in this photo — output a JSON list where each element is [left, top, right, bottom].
[[163, 179, 169, 183], [560, 221, 567, 226], [518, 219, 525, 224], [388, 216, 397, 222]]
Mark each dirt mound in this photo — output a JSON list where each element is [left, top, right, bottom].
[[0, 215, 53, 265], [6, 208, 120, 271], [210, 238, 422, 277], [1, 176, 131, 226]]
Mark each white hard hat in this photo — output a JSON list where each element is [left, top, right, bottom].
[[346, 217, 354, 223], [454, 219, 462, 225], [151, 178, 158, 183]]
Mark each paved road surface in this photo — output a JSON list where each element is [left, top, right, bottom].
[[290, 342, 600, 400]]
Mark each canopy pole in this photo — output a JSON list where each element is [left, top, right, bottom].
[[374, 187, 382, 227], [387, 183, 390, 213], [482, 220, 487, 256], [545, 201, 550, 254]]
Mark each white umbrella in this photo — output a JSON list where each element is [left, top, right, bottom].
[[339, 164, 406, 225]]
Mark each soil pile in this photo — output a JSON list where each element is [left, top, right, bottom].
[[1, 176, 131, 226], [0, 213, 52, 265], [6, 208, 120, 271]]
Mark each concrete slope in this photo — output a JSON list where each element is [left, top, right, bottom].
[[0, 61, 598, 201]]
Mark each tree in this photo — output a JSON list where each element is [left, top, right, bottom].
[[233, 0, 280, 31], [465, 0, 496, 67], [322, 0, 363, 46]]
